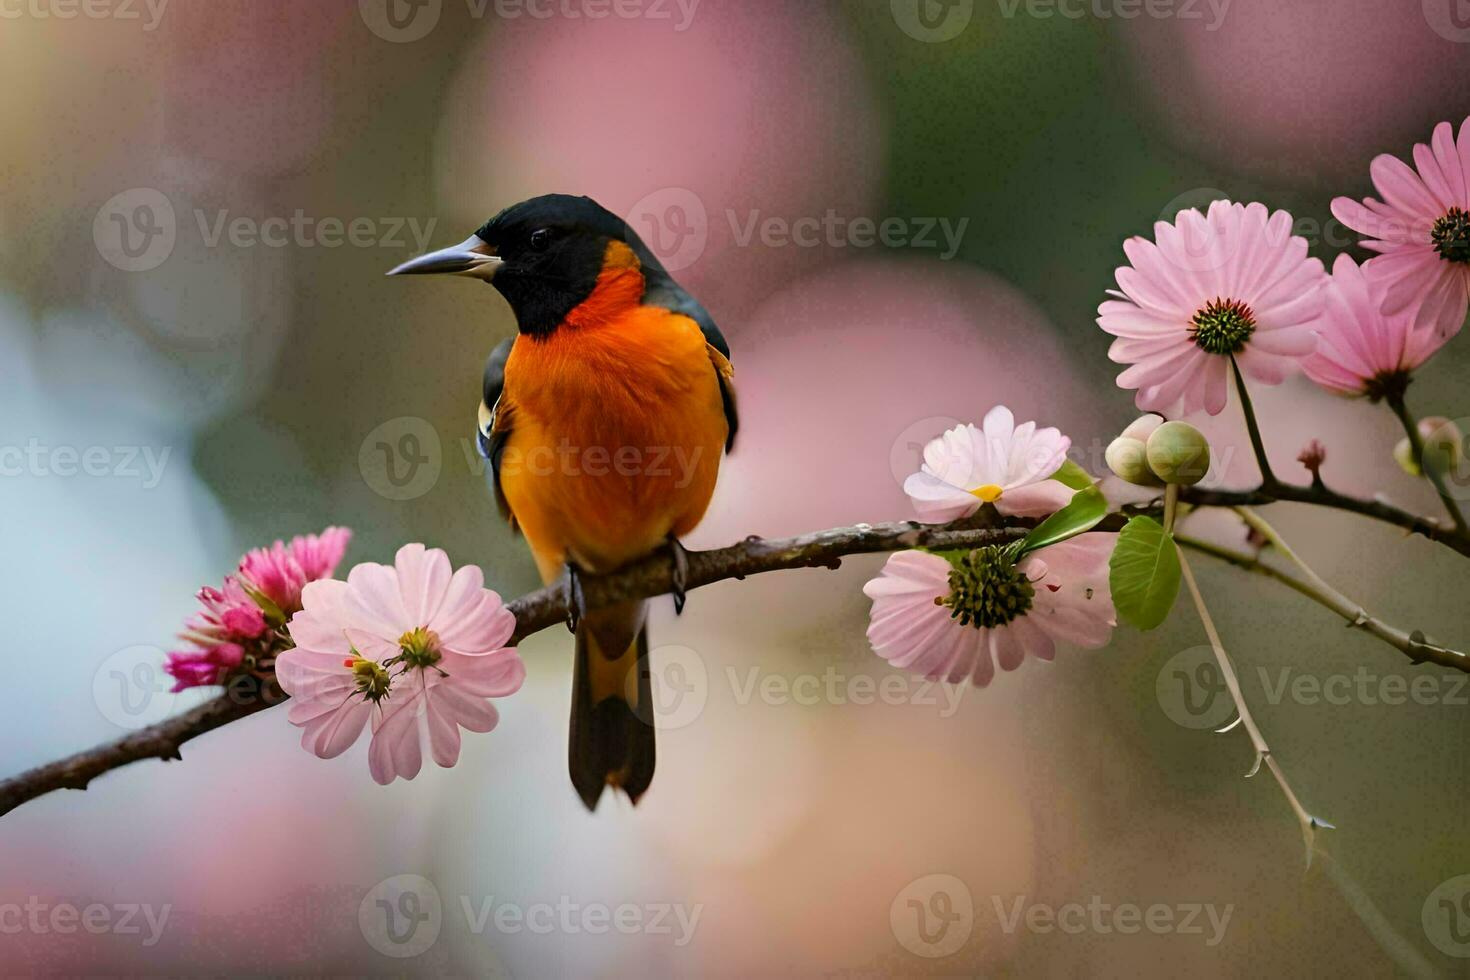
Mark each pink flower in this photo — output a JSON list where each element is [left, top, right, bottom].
[[904, 407, 1074, 523], [862, 534, 1116, 687], [276, 544, 526, 784], [163, 527, 353, 692], [1098, 200, 1327, 417], [163, 644, 245, 690], [1331, 117, 1470, 339], [164, 577, 269, 691], [1304, 255, 1451, 400], [238, 526, 352, 616]]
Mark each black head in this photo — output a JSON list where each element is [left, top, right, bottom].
[[388, 194, 667, 337]]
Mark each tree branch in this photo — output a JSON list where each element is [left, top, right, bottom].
[[3, 473, 1464, 820], [0, 514, 1058, 819], [1177, 535, 1469, 673], [1180, 482, 1470, 559]]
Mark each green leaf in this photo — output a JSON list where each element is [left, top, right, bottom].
[[240, 581, 287, 627], [1017, 483, 1108, 557], [1109, 516, 1181, 630], [1049, 459, 1096, 492]]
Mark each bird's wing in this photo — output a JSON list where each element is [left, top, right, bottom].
[[706, 341, 738, 452], [477, 336, 518, 529], [640, 272, 736, 450], [642, 277, 730, 358]]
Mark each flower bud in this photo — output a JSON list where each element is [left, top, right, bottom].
[[1297, 438, 1327, 475], [1394, 416, 1464, 477], [1106, 436, 1163, 487], [1145, 421, 1211, 486], [1120, 413, 1165, 443]]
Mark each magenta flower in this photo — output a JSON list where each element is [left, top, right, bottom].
[[1332, 117, 1470, 339], [162, 643, 245, 691], [903, 407, 1073, 523], [238, 526, 352, 616], [276, 544, 525, 785], [1098, 200, 1326, 417], [163, 577, 269, 691], [164, 527, 352, 692], [862, 534, 1115, 687], [1304, 255, 1451, 400]]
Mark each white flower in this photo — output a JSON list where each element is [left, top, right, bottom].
[[903, 406, 1073, 523]]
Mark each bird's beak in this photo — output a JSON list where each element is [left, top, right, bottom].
[[386, 235, 503, 280]]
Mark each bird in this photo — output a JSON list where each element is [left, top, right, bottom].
[[387, 194, 736, 809]]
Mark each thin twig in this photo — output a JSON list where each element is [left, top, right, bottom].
[[1230, 356, 1282, 491], [1385, 391, 1469, 537], [1176, 534, 1468, 673], [1176, 547, 1332, 866]]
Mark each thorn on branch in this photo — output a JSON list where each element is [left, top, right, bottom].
[[1406, 630, 1430, 666]]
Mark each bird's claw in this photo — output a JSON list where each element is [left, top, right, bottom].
[[669, 537, 690, 616], [564, 563, 587, 633]]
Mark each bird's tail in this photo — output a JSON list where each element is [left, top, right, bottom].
[[569, 599, 655, 810]]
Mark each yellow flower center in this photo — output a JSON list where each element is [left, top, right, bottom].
[[344, 654, 391, 702], [970, 484, 1004, 503], [397, 626, 443, 670]]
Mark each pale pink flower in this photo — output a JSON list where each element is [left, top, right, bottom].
[[862, 534, 1116, 687], [1304, 255, 1451, 399], [1098, 200, 1327, 417], [277, 544, 525, 784], [1331, 117, 1470, 339], [238, 526, 352, 615], [904, 407, 1073, 523]]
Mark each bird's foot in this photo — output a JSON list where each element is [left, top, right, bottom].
[[668, 536, 691, 615], [564, 563, 588, 633]]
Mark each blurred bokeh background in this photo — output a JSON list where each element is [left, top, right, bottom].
[[2, 0, 1468, 975]]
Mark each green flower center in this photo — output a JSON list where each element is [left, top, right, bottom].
[[1190, 298, 1257, 355], [347, 656, 392, 703], [397, 626, 443, 670], [1431, 207, 1470, 264], [937, 545, 1035, 629]]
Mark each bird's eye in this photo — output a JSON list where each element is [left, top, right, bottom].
[[529, 228, 551, 251]]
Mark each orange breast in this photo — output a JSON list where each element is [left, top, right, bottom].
[[497, 251, 728, 582]]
